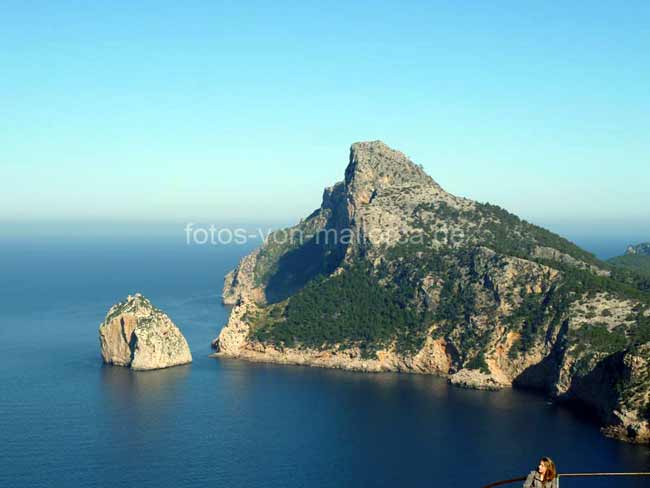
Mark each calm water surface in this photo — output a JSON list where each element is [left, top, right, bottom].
[[0, 233, 648, 487]]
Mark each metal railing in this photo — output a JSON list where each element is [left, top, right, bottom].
[[482, 472, 650, 487]]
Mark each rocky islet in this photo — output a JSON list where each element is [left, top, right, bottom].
[[99, 293, 192, 370]]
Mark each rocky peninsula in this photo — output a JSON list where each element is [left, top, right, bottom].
[[212, 141, 650, 443]]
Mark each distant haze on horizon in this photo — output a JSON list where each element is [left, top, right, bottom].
[[1, 216, 647, 261], [1, 2, 648, 237]]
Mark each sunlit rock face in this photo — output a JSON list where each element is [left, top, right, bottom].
[[99, 293, 192, 370]]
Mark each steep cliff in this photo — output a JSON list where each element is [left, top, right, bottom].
[[212, 141, 650, 443], [99, 293, 192, 370]]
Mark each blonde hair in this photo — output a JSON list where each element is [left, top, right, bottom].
[[540, 457, 557, 481]]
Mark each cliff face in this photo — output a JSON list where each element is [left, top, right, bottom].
[[212, 141, 650, 443], [99, 293, 192, 370]]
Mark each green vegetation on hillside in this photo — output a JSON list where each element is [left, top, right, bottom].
[[413, 200, 602, 267], [251, 237, 650, 358], [631, 311, 650, 345], [435, 200, 650, 303], [250, 259, 427, 357], [569, 324, 628, 355], [608, 254, 650, 293], [506, 262, 650, 356], [475, 202, 602, 267], [254, 222, 348, 303], [248, 195, 650, 359]]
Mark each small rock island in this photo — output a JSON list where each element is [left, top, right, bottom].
[[99, 293, 192, 370]]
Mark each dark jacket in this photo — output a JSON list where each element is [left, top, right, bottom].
[[523, 470, 559, 488]]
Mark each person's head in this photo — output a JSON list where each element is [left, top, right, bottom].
[[537, 457, 557, 480]]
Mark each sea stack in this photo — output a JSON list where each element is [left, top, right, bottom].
[[99, 293, 192, 370]]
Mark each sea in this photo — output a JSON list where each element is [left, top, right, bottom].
[[0, 225, 648, 488]]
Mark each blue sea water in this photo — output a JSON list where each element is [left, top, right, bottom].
[[0, 231, 648, 488]]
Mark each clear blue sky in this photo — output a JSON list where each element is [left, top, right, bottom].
[[1, 1, 649, 238]]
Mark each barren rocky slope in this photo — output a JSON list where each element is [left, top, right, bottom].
[[212, 141, 650, 443]]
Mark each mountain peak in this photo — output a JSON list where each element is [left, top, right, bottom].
[[350, 140, 393, 154], [215, 139, 650, 445], [345, 140, 439, 192], [626, 243, 650, 256]]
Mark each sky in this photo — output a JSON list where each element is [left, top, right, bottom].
[[1, 1, 649, 244]]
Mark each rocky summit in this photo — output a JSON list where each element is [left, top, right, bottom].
[[212, 140, 650, 444], [99, 293, 192, 370], [626, 243, 650, 256]]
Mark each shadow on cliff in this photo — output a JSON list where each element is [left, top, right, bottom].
[[513, 319, 569, 393], [513, 318, 627, 427], [560, 351, 627, 424], [264, 187, 351, 304], [264, 230, 348, 304]]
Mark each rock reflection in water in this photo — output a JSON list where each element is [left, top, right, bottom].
[[100, 364, 191, 443]]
